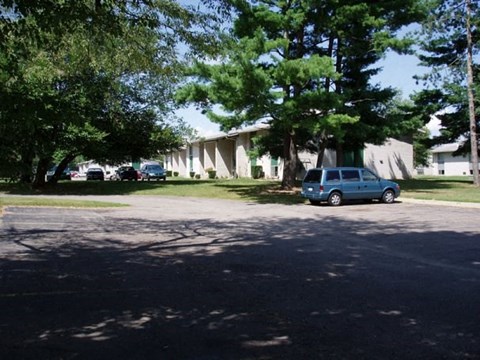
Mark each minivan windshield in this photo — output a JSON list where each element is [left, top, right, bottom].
[[304, 169, 322, 183], [148, 165, 163, 170]]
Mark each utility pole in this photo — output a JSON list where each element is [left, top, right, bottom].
[[466, 0, 479, 186]]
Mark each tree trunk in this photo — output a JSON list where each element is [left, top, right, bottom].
[[334, 36, 345, 168], [48, 153, 76, 184], [19, 154, 34, 183], [32, 157, 51, 188], [315, 132, 327, 168], [336, 142, 344, 167], [353, 149, 362, 167], [315, 36, 335, 168], [18, 143, 36, 183], [281, 129, 297, 189], [466, 0, 479, 186]]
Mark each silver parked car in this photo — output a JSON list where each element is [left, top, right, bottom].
[[140, 164, 166, 181]]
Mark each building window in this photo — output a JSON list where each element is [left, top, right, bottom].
[[439, 170, 445, 175], [437, 153, 445, 164]]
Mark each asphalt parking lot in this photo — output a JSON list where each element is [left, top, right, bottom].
[[1, 196, 479, 359]]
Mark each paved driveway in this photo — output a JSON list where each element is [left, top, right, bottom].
[[1, 196, 479, 359]]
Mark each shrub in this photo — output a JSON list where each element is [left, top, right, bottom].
[[189, 171, 195, 178], [174, 171, 179, 177], [251, 165, 264, 179], [195, 174, 201, 179], [207, 169, 216, 179], [166, 170, 172, 177]]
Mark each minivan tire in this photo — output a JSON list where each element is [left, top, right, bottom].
[[382, 189, 395, 204], [328, 192, 342, 206]]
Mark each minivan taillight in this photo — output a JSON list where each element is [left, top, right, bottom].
[[319, 185, 324, 191]]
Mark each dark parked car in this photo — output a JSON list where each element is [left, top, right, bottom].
[[46, 166, 72, 181], [86, 168, 105, 181], [115, 166, 138, 181], [140, 164, 166, 181]]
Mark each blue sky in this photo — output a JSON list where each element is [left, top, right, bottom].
[[177, 51, 434, 136]]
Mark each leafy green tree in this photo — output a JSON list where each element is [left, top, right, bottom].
[[177, 0, 425, 188], [0, 0, 218, 186], [177, 1, 358, 188], [310, 1, 426, 167], [413, 0, 479, 184]]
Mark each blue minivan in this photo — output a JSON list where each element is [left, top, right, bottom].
[[301, 167, 400, 206]]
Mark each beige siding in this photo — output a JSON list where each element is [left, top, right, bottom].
[[298, 151, 336, 173], [198, 143, 205, 176], [177, 148, 188, 176], [364, 138, 413, 179], [169, 125, 413, 181], [236, 133, 251, 177], [204, 142, 216, 176], [216, 139, 235, 177]]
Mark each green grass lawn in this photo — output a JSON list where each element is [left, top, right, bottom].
[[396, 175, 480, 203], [0, 178, 304, 207], [0, 195, 127, 209], [0, 175, 479, 208]]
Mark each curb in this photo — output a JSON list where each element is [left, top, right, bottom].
[[399, 197, 480, 209]]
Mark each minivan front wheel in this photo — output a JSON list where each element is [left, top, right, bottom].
[[328, 192, 342, 206], [382, 189, 395, 204]]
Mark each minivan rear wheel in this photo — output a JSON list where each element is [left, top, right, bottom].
[[328, 192, 342, 206]]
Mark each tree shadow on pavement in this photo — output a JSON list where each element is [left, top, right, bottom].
[[1, 207, 479, 359]]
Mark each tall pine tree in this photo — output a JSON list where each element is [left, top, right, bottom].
[[413, 0, 479, 185], [178, 0, 424, 188]]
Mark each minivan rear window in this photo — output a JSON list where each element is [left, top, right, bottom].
[[304, 169, 322, 183]]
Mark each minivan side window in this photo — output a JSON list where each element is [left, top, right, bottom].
[[304, 170, 322, 183], [326, 170, 340, 182], [361, 169, 378, 181], [341, 170, 360, 181]]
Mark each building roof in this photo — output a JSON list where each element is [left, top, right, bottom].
[[195, 123, 270, 143], [431, 143, 460, 153]]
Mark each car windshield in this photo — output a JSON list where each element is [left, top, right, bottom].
[[148, 165, 163, 170]]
